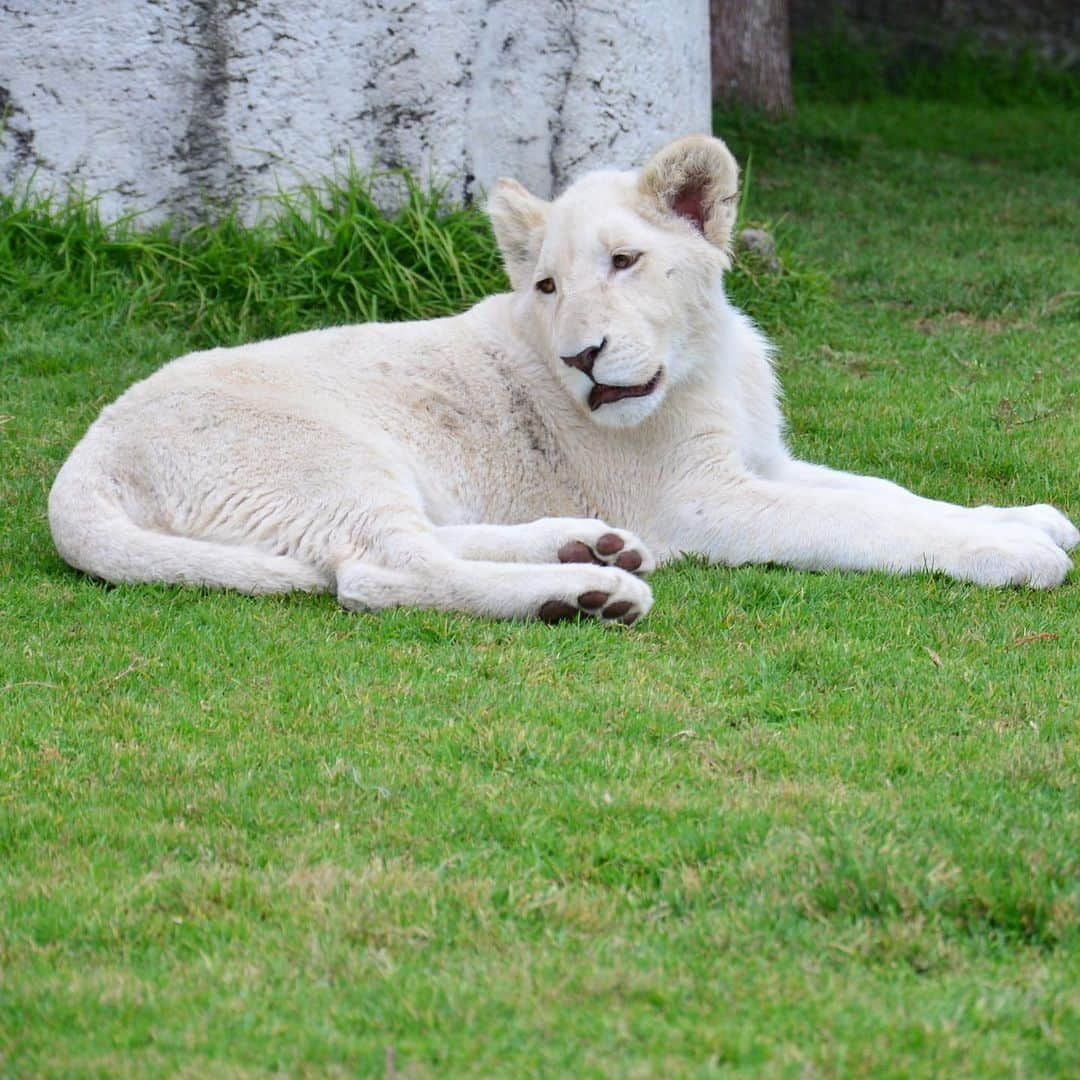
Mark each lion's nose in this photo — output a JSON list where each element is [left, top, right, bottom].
[[561, 338, 607, 376]]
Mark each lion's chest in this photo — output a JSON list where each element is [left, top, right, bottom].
[[389, 360, 590, 527]]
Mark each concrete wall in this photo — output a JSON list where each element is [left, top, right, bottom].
[[0, 1, 711, 224]]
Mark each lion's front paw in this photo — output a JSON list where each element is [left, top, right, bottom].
[[550, 520, 656, 575], [975, 504, 1079, 553], [538, 566, 654, 626], [949, 525, 1072, 589]]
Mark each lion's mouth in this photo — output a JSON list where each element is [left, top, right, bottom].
[[588, 369, 663, 411]]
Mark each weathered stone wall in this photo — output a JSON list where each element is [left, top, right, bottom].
[[0, 1, 711, 224]]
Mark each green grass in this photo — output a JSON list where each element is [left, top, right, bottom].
[[2, 98, 1079, 1077], [792, 30, 1079, 107]]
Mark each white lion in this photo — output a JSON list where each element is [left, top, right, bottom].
[[49, 135, 1077, 624]]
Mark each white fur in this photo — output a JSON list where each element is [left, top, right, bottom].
[[49, 136, 1077, 623]]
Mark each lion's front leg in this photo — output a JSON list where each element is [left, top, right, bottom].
[[970, 504, 1078, 552], [669, 475, 1073, 588], [435, 518, 656, 573], [768, 459, 1079, 554]]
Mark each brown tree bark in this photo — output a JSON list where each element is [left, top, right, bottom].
[[711, 0, 794, 115]]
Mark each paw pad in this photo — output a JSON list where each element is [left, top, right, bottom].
[[538, 600, 578, 623], [595, 533, 624, 556], [558, 540, 597, 564], [538, 591, 643, 626], [577, 590, 609, 609], [557, 532, 649, 573]]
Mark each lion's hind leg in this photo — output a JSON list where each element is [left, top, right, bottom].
[[336, 542, 653, 625]]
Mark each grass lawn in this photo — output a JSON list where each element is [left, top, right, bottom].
[[1, 98, 1078, 1077]]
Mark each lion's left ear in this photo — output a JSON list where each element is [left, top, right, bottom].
[[487, 178, 551, 292], [637, 135, 740, 250]]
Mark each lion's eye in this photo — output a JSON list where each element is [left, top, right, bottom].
[[612, 251, 641, 271], [535, 277, 556, 294]]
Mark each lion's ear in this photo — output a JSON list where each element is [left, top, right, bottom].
[[487, 179, 551, 291], [638, 135, 739, 250]]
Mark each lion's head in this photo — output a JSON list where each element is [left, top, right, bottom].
[[488, 135, 739, 429]]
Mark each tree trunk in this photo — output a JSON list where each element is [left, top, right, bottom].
[[711, 0, 793, 115]]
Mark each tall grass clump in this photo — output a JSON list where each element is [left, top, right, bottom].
[[0, 172, 507, 348]]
